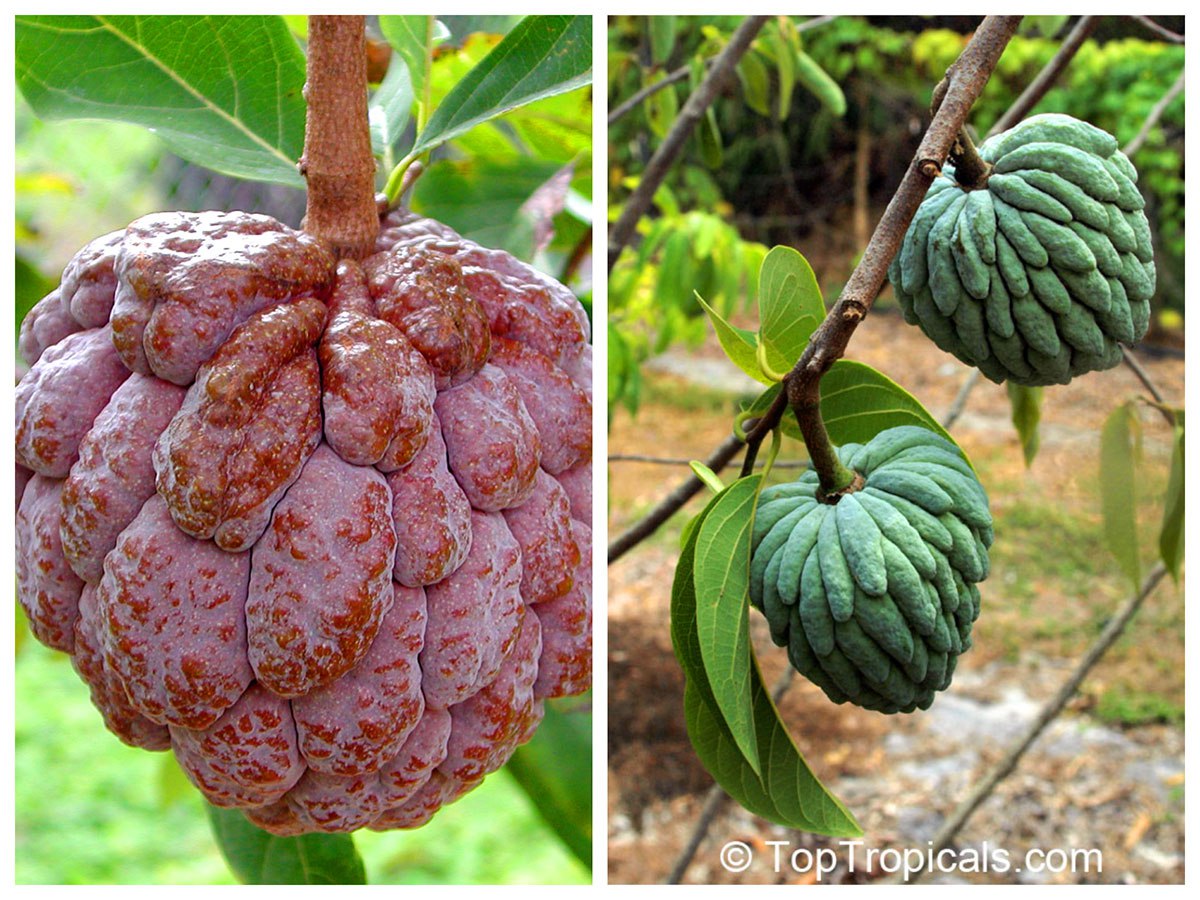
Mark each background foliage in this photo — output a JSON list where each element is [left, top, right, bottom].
[[607, 16, 1184, 416]]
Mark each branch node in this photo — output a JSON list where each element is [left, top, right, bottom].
[[919, 159, 943, 178]]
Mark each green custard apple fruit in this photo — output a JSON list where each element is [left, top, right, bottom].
[[889, 114, 1155, 386], [749, 426, 992, 713]]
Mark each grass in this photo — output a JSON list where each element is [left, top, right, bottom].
[[14, 639, 589, 885]]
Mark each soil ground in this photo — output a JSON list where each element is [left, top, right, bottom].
[[606, 312, 1184, 885]]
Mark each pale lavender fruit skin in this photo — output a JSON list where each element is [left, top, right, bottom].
[[16, 475, 84, 652], [435, 364, 542, 512], [15, 327, 131, 477], [419, 510, 525, 710], [503, 468, 580, 605], [15, 209, 596, 835], [245, 444, 397, 698], [534, 519, 593, 699], [291, 584, 427, 776], [169, 683, 305, 808], [60, 373, 187, 584], [96, 494, 253, 730], [386, 412, 473, 588]]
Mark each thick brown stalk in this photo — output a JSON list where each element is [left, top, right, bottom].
[[301, 15, 379, 259]]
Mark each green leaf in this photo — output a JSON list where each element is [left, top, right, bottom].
[[745, 361, 957, 456], [768, 28, 796, 120], [16, 16, 306, 186], [649, 16, 676, 65], [410, 156, 567, 258], [698, 106, 724, 168], [696, 293, 769, 385], [410, 15, 591, 159], [671, 503, 861, 836], [1159, 410, 1184, 581], [690, 461, 728, 495], [369, 48, 414, 163], [379, 16, 438, 96], [505, 699, 592, 871], [757, 246, 825, 377], [645, 70, 680, 138], [694, 477, 763, 773], [657, 230, 696, 312], [206, 805, 366, 884], [736, 50, 771, 117], [1100, 402, 1141, 591], [1006, 383, 1043, 467]]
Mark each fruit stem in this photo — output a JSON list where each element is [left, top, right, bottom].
[[300, 15, 380, 259], [787, 379, 856, 499], [949, 127, 992, 189]]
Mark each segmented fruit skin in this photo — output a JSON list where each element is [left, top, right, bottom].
[[749, 426, 992, 714], [889, 114, 1155, 386], [14, 207, 593, 834]]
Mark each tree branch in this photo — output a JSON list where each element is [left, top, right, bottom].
[[905, 563, 1169, 884], [988, 16, 1098, 136], [609, 16, 1026, 562], [1130, 15, 1185, 43], [301, 16, 379, 259], [607, 16, 770, 272], [747, 17, 1021, 467]]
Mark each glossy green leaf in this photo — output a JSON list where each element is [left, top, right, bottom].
[[1100, 402, 1141, 591], [671, 503, 861, 836], [206, 805, 366, 884], [411, 15, 591, 159], [1159, 410, 1184, 581], [649, 16, 676, 65], [379, 16, 439, 96], [1006, 383, 1043, 467], [506, 699, 592, 870], [745, 361, 956, 454], [696, 293, 769, 385], [694, 477, 763, 772], [16, 16, 306, 186], [757, 246, 825, 377]]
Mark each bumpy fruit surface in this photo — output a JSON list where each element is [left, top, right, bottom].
[[888, 114, 1156, 386], [15, 206, 593, 835], [749, 426, 992, 713]]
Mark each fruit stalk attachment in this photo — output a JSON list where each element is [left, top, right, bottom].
[[300, 15, 379, 259]]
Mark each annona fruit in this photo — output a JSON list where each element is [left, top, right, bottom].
[[749, 426, 991, 713], [15, 205, 592, 835], [889, 114, 1155, 386]]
